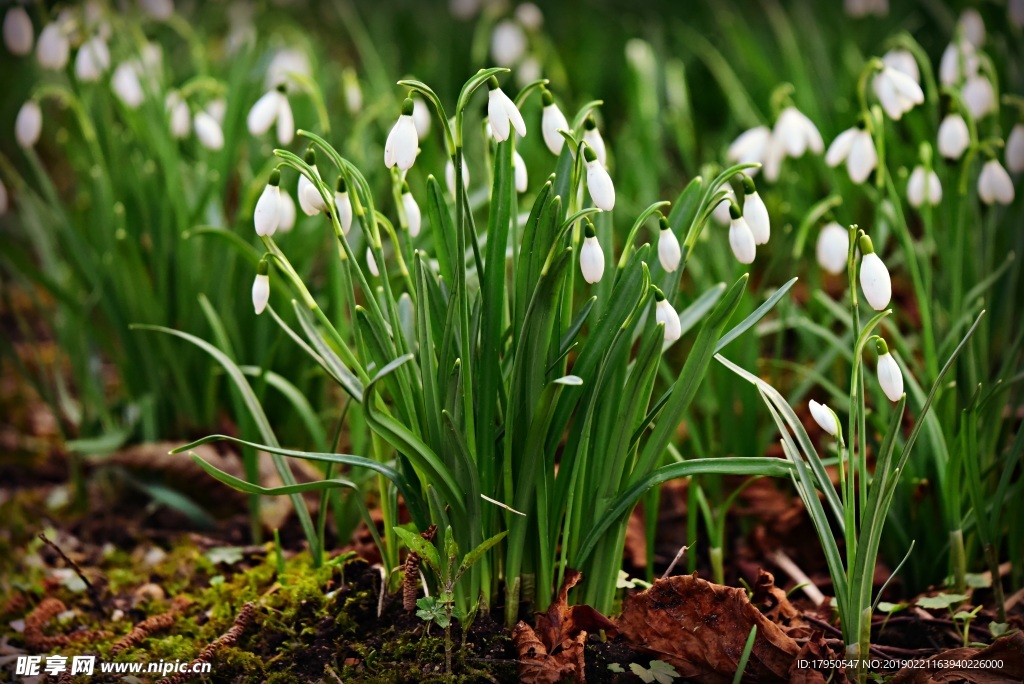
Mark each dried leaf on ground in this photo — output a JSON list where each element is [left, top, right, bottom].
[[534, 568, 616, 651], [751, 569, 807, 635], [891, 632, 1024, 683], [789, 631, 846, 683], [615, 573, 799, 683]]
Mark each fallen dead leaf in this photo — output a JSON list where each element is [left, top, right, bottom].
[[789, 631, 846, 683], [890, 631, 1024, 683], [751, 568, 808, 637]]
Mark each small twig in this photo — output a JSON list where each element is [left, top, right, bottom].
[[662, 543, 693, 579], [155, 602, 256, 684], [376, 565, 388, 618], [38, 532, 98, 600], [769, 549, 826, 606]]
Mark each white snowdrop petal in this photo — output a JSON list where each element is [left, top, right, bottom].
[[412, 98, 431, 138], [712, 188, 736, 225], [775, 108, 806, 157], [487, 89, 512, 142], [277, 190, 296, 233], [505, 96, 527, 139], [276, 97, 294, 145], [816, 222, 850, 275], [542, 104, 567, 155], [254, 184, 281, 236], [584, 128, 607, 167], [658, 228, 682, 272], [3, 6, 33, 56], [366, 247, 379, 277], [298, 174, 318, 216], [656, 299, 682, 343], [962, 76, 995, 119], [112, 62, 144, 108], [585, 159, 615, 211], [445, 159, 470, 196], [140, 0, 174, 21], [978, 160, 1014, 205], [743, 191, 770, 245], [247, 90, 280, 136], [808, 400, 840, 436], [729, 217, 756, 264], [907, 167, 926, 208], [402, 192, 421, 237], [302, 180, 328, 214], [847, 130, 877, 184], [513, 150, 527, 193], [926, 170, 942, 205], [876, 353, 904, 402], [579, 235, 605, 284], [859, 252, 892, 310], [194, 111, 224, 150], [727, 126, 771, 165], [882, 49, 919, 84], [395, 116, 418, 171], [15, 101, 42, 148], [825, 127, 858, 168], [1007, 124, 1024, 174], [36, 23, 70, 69], [335, 191, 353, 233], [490, 19, 526, 66], [938, 114, 970, 159], [74, 36, 110, 82], [252, 274, 270, 315], [959, 8, 985, 47]]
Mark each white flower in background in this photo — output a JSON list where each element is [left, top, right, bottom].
[[3, 6, 32, 56], [412, 98, 431, 138], [449, 0, 482, 20], [515, 55, 542, 88], [875, 339, 904, 402], [844, 0, 888, 18], [277, 190, 296, 233], [712, 185, 736, 225], [582, 116, 607, 167], [1012, 0, 1024, 28], [226, 0, 255, 54], [541, 89, 567, 155], [939, 40, 978, 86], [265, 47, 311, 89], [937, 113, 970, 159], [401, 183, 421, 237], [727, 125, 771, 174], [74, 36, 110, 82], [487, 78, 527, 142], [584, 145, 615, 211], [206, 98, 227, 123], [36, 22, 70, 69], [873, 66, 924, 120], [0, 178, 8, 214], [773, 106, 824, 173], [342, 68, 363, 113], [112, 61, 145, 108], [247, 85, 295, 145], [16, 100, 42, 148], [826, 126, 877, 184], [385, 98, 418, 171], [1006, 124, 1024, 173], [513, 150, 528, 193], [741, 176, 770, 245], [445, 159, 470, 197], [254, 170, 281, 237], [809, 399, 840, 436], [515, 3, 543, 30], [977, 159, 1015, 205], [816, 221, 849, 275], [858, 235, 891, 311], [193, 109, 224, 150], [657, 215, 682, 272], [334, 176, 353, 234], [962, 75, 995, 120], [298, 149, 328, 216], [491, 19, 526, 67], [882, 49, 919, 84], [907, 166, 942, 208], [579, 221, 604, 284], [166, 92, 190, 138], [654, 289, 682, 343], [252, 262, 270, 315], [958, 8, 985, 47], [727, 204, 757, 264], [139, 0, 173, 20], [366, 247, 379, 277]]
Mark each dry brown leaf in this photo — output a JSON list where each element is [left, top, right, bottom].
[[513, 622, 587, 684], [890, 632, 1024, 683], [751, 568, 808, 637], [615, 573, 799, 683], [788, 631, 846, 683], [534, 569, 615, 651]]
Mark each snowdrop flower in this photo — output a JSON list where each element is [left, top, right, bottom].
[[401, 182, 421, 237], [36, 22, 70, 70], [858, 235, 891, 311], [657, 215, 681, 272], [727, 125, 771, 173], [74, 36, 110, 82], [515, 3, 543, 30], [15, 100, 42, 149], [342, 68, 363, 113], [193, 109, 224, 150], [582, 116, 607, 167], [816, 221, 849, 275], [654, 289, 682, 343], [516, 55, 542, 88], [3, 6, 32, 56], [412, 98, 431, 139], [139, 0, 174, 21], [727, 204, 756, 265], [112, 61, 145, 108], [265, 47, 311, 89], [166, 92, 190, 138], [254, 170, 281, 237], [808, 399, 840, 437], [0, 178, 7, 215], [449, 0, 482, 19], [366, 247, 379, 277], [247, 85, 295, 146], [844, 0, 887, 18], [1006, 124, 1024, 173], [334, 176, 353, 234], [958, 8, 985, 47], [513, 150, 528, 193], [252, 260, 270, 315], [873, 66, 924, 120], [774, 106, 824, 159], [445, 159, 470, 197], [207, 98, 227, 124], [907, 166, 942, 208], [584, 145, 615, 211], [741, 176, 770, 245], [712, 186, 736, 225], [541, 89, 567, 155], [491, 19, 526, 67], [882, 49, 919, 84], [487, 78, 526, 143], [277, 190, 296, 233], [978, 159, 1014, 205], [579, 221, 604, 284], [385, 98, 418, 171], [298, 149, 328, 216], [962, 75, 995, 120], [937, 114, 970, 160], [875, 339, 904, 402], [825, 126, 877, 185], [939, 40, 978, 86]]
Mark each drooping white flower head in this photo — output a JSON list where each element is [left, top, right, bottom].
[[254, 169, 281, 237], [385, 98, 418, 171], [298, 148, 328, 216], [873, 66, 925, 120], [277, 189, 296, 233], [247, 85, 295, 145], [907, 166, 942, 208], [412, 97, 431, 138], [579, 220, 604, 284], [486, 77, 527, 143], [3, 6, 32, 56], [112, 61, 145, 108], [490, 19, 526, 66], [36, 21, 70, 70], [875, 339, 904, 402], [654, 289, 682, 343], [515, 55, 541, 88], [193, 109, 224, 150], [858, 234, 891, 311], [206, 98, 227, 124], [401, 182, 421, 237], [844, 0, 888, 18], [937, 113, 970, 159], [958, 8, 985, 47], [584, 144, 615, 211], [445, 158, 470, 197], [265, 47, 311, 89], [342, 67, 363, 113], [962, 75, 995, 120], [939, 40, 979, 86], [773, 106, 824, 160], [826, 126, 877, 185], [252, 264, 270, 315], [882, 49, 919, 84], [727, 204, 757, 265], [712, 186, 736, 225], [516, 3, 543, 30], [74, 35, 111, 82], [741, 176, 770, 245], [166, 91, 190, 138], [541, 88, 567, 155], [808, 399, 841, 437], [978, 159, 1015, 205], [334, 176, 353, 234], [15, 100, 42, 149], [816, 221, 850, 275], [366, 247, 379, 277], [582, 115, 607, 167], [657, 215, 681, 272], [727, 125, 771, 174], [1007, 124, 1024, 174], [513, 149, 528, 193]]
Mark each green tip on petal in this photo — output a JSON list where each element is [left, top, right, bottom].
[[487, 76, 500, 90], [728, 202, 741, 220], [741, 175, 756, 194], [859, 234, 875, 254], [275, 84, 286, 94], [257, 258, 269, 276], [875, 338, 889, 355], [659, 215, 670, 231], [653, 287, 666, 302], [541, 88, 554, 106], [304, 147, 316, 165], [583, 145, 597, 162], [583, 115, 597, 130], [584, 220, 596, 238], [401, 98, 415, 116], [269, 169, 281, 187], [336, 175, 347, 192]]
